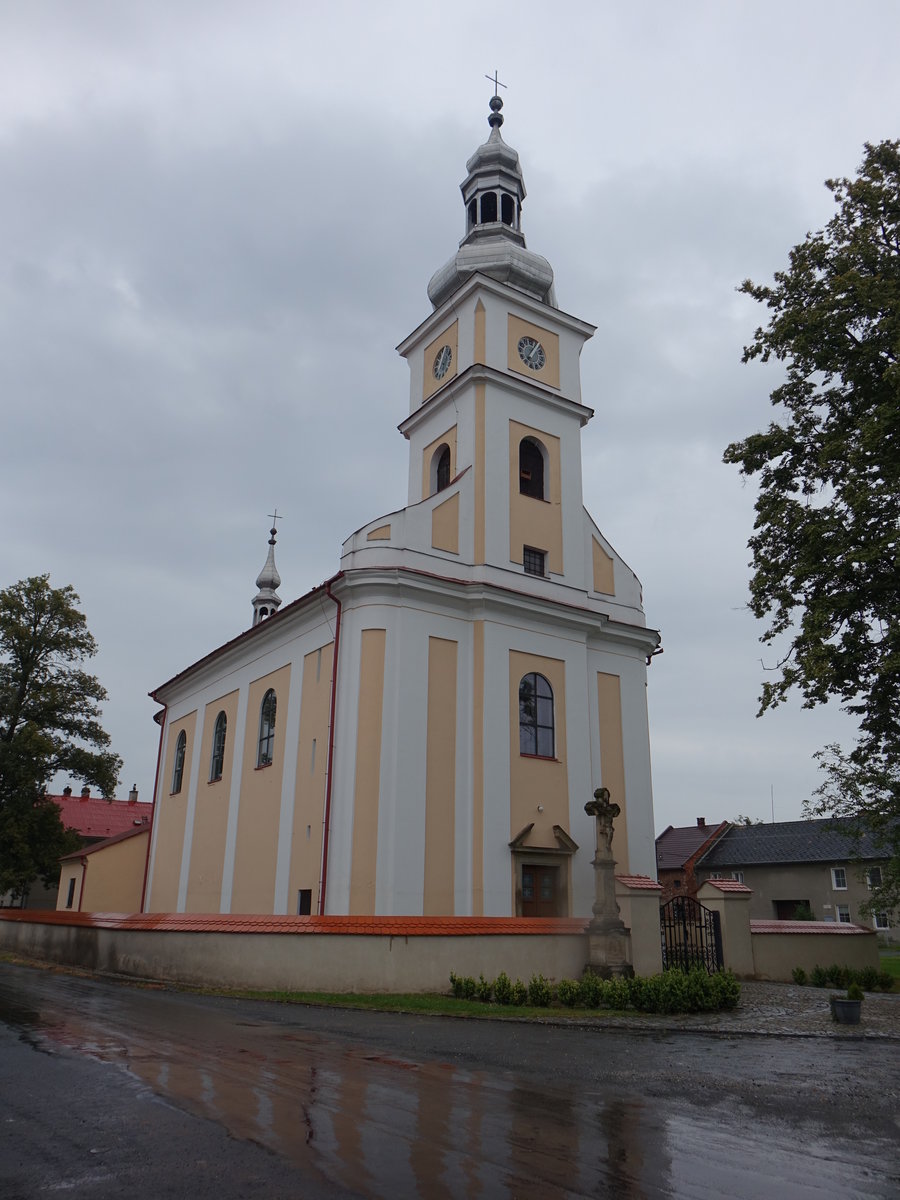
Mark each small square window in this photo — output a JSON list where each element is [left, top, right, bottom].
[[831, 867, 847, 890], [523, 547, 546, 576], [873, 912, 890, 930], [731, 871, 745, 884], [836, 904, 851, 924]]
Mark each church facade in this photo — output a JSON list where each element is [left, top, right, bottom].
[[144, 96, 660, 919]]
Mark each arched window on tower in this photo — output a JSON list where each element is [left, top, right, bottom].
[[519, 673, 555, 758], [209, 711, 227, 782], [501, 194, 514, 226], [257, 689, 277, 767], [519, 437, 546, 499], [480, 192, 498, 223], [436, 445, 451, 492], [467, 198, 477, 230], [171, 730, 186, 794]]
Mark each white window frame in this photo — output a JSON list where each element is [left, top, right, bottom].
[[866, 867, 883, 890], [873, 911, 890, 930], [836, 904, 851, 924], [831, 867, 847, 890], [730, 871, 745, 884]]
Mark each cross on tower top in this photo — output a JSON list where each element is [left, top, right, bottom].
[[484, 70, 506, 97]]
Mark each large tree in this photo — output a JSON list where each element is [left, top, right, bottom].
[[724, 139, 900, 915], [0, 575, 122, 899]]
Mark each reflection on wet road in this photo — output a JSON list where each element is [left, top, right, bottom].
[[1, 965, 897, 1198]]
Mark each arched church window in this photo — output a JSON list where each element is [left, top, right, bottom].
[[480, 192, 498, 223], [519, 437, 546, 499], [258, 689, 277, 767], [171, 730, 186, 794], [209, 711, 227, 782], [436, 445, 451, 492], [467, 198, 477, 229], [501, 194, 514, 225], [519, 673, 555, 758]]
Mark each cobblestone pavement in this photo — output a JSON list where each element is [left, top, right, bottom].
[[585, 979, 900, 1038]]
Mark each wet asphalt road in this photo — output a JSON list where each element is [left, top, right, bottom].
[[0, 962, 898, 1198]]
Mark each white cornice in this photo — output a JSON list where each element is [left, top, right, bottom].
[[396, 272, 596, 357], [398, 363, 594, 439]]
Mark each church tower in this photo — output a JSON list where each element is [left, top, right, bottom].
[[145, 94, 659, 922]]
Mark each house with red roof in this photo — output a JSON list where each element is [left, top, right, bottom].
[[655, 817, 729, 903]]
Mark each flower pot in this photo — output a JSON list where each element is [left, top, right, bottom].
[[830, 997, 862, 1025]]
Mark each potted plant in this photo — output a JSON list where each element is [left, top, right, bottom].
[[830, 981, 864, 1025]]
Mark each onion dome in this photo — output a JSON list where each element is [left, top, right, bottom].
[[252, 521, 282, 626], [427, 95, 557, 309]]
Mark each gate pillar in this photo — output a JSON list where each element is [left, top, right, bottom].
[[696, 879, 754, 975]]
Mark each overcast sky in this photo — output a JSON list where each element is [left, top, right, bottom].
[[2, 1, 897, 833]]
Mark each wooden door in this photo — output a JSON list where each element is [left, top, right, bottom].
[[521, 865, 560, 917]]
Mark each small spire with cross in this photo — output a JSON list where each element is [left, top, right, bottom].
[[267, 508, 282, 545], [484, 70, 507, 97], [484, 70, 507, 130]]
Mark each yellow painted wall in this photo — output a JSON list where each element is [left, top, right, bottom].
[[367, 525, 391, 541], [508, 420, 563, 573], [507, 315, 560, 389], [56, 863, 82, 910], [421, 425, 457, 500], [474, 299, 486, 364], [431, 493, 459, 553], [471, 621, 485, 915], [592, 539, 615, 595], [287, 642, 335, 915], [79, 832, 149, 912], [597, 672, 629, 868], [474, 386, 485, 565], [508, 650, 569, 840], [231, 665, 292, 913], [422, 320, 459, 402], [423, 637, 457, 914], [148, 711, 197, 911], [350, 629, 386, 914], [185, 690, 239, 912]]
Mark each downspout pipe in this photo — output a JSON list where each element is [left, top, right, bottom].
[[319, 573, 344, 916], [139, 703, 168, 912]]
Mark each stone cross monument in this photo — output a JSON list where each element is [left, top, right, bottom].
[[584, 787, 632, 977]]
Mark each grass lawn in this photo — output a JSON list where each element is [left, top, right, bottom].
[[879, 949, 900, 986]]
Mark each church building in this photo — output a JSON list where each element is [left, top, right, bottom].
[[144, 95, 660, 919]]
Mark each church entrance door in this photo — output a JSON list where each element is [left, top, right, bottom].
[[521, 865, 561, 917]]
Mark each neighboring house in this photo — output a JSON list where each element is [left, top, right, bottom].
[[143, 95, 661, 920], [2, 785, 152, 910], [57, 827, 150, 914], [696, 818, 896, 944], [655, 818, 729, 903]]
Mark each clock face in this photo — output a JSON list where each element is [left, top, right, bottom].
[[517, 336, 545, 371], [432, 345, 453, 380]]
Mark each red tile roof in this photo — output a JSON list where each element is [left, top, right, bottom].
[[702, 878, 752, 893], [0, 911, 592, 936], [49, 794, 153, 840], [750, 920, 874, 935], [616, 875, 663, 890], [59, 826, 149, 861]]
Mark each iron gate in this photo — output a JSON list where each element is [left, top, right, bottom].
[[660, 896, 724, 973]]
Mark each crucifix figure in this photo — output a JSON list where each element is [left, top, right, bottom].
[[585, 786, 620, 855]]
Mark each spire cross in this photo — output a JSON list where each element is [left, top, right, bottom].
[[267, 508, 282, 529], [484, 70, 506, 97]]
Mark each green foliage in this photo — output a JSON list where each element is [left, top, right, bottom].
[[827, 963, 849, 988], [723, 141, 900, 909], [493, 971, 513, 1005], [810, 964, 829, 987], [475, 973, 492, 1003], [791, 966, 808, 985], [449, 972, 476, 1000], [556, 978, 580, 1007], [511, 978, 529, 1006], [527, 973, 552, 1007], [877, 971, 895, 992], [579, 971, 603, 1007], [857, 965, 879, 992], [846, 981, 865, 1002], [793, 902, 815, 921]]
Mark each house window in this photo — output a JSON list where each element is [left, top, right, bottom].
[[65, 877, 76, 909], [519, 672, 554, 758], [519, 437, 545, 499], [171, 730, 186, 794], [297, 889, 312, 916], [523, 546, 546, 576], [257, 689, 277, 767], [209, 711, 227, 782], [867, 867, 883, 889], [831, 867, 847, 890], [836, 904, 851, 924], [731, 871, 745, 884], [873, 912, 890, 930]]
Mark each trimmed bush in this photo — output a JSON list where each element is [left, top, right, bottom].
[[475, 973, 492, 1002], [527, 973, 552, 1007], [579, 972, 603, 1008], [493, 972, 513, 1005], [511, 978, 529, 1006], [847, 981, 864, 1002], [449, 972, 476, 999], [857, 966, 879, 992], [810, 964, 828, 988], [827, 963, 849, 988], [791, 967, 807, 986], [557, 978, 580, 1007], [877, 971, 894, 992]]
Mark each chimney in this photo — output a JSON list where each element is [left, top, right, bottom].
[[128, 785, 138, 804], [696, 817, 706, 828], [63, 786, 72, 796], [80, 786, 90, 799]]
